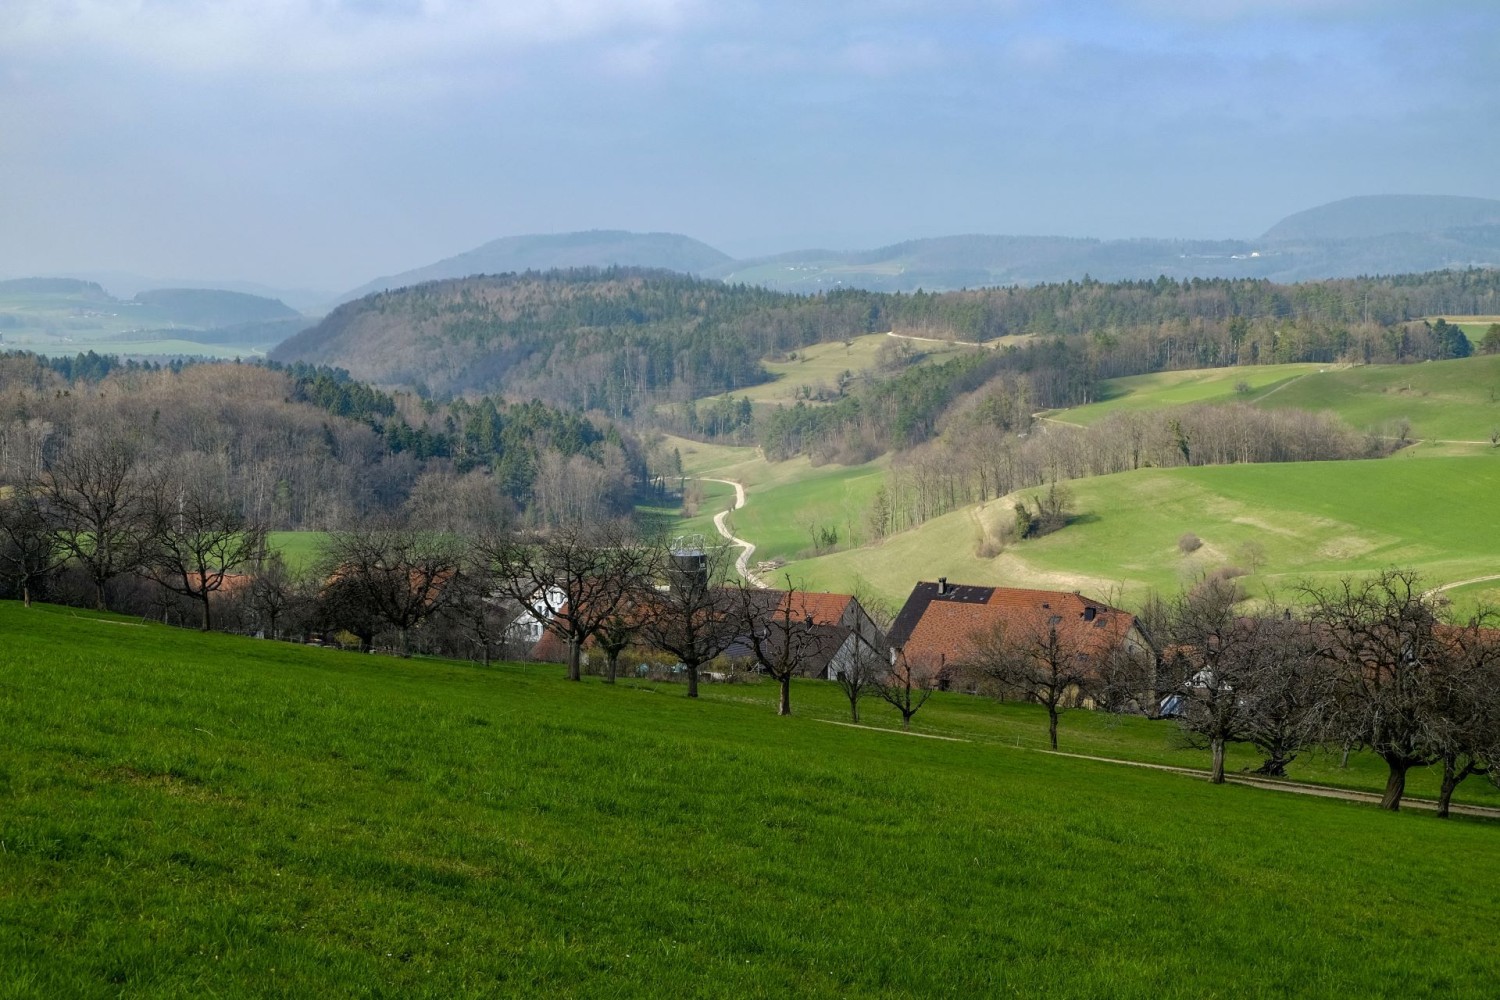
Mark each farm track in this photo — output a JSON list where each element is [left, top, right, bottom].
[[1039, 748, 1500, 819], [700, 477, 768, 588]]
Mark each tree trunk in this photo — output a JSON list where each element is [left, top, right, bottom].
[[200, 592, 213, 632], [605, 651, 619, 684], [567, 637, 582, 682], [1210, 738, 1226, 784], [1047, 707, 1059, 750], [686, 662, 699, 698], [1339, 741, 1352, 769], [1436, 757, 1474, 820], [1379, 756, 1409, 811], [901, 710, 913, 731], [849, 698, 859, 724], [22, 583, 32, 608], [94, 577, 107, 611], [778, 675, 791, 716]]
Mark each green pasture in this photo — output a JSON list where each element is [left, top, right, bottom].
[[1256, 354, 1500, 442], [1051, 363, 1327, 426], [264, 531, 328, 572], [4, 602, 1500, 998], [691, 332, 979, 413], [1051, 356, 1500, 443], [779, 454, 1500, 608]]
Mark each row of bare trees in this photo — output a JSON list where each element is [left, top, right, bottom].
[[874, 403, 1382, 538], [954, 569, 1500, 816]]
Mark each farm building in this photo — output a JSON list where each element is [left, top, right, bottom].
[[886, 578, 1154, 682]]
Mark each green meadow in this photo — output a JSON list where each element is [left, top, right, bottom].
[[1053, 355, 1500, 442], [691, 332, 982, 413], [1052, 363, 1328, 427], [4, 602, 1499, 998], [775, 455, 1500, 608]]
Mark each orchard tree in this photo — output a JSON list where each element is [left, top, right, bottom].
[[480, 520, 656, 682], [637, 538, 741, 698], [146, 462, 266, 631], [1302, 569, 1465, 811], [39, 433, 154, 610]]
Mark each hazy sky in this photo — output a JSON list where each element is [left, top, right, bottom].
[[3, 0, 1497, 293]]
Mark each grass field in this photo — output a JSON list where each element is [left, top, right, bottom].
[[776, 454, 1500, 609], [4, 602, 1500, 997], [264, 531, 327, 571], [1051, 355, 1500, 443], [690, 332, 980, 413], [1051, 363, 1328, 426]]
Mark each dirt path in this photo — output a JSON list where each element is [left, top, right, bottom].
[[887, 330, 998, 350], [699, 477, 768, 588], [1039, 749, 1500, 819], [1426, 574, 1500, 597]]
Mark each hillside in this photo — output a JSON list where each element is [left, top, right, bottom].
[[132, 287, 301, 327], [1262, 195, 1500, 242], [275, 267, 1500, 425], [0, 280, 308, 358], [341, 230, 734, 302], [328, 195, 1500, 298], [6, 602, 1500, 997]]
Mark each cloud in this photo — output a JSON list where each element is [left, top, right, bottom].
[[3, 0, 698, 95]]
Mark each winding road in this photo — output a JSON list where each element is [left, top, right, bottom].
[[700, 477, 769, 588]]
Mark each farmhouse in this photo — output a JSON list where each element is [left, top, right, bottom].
[[886, 578, 1153, 678], [731, 588, 889, 680]]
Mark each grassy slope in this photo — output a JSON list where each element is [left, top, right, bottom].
[[1055, 355, 1500, 442], [778, 455, 1500, 608], [4, 603, 1499, 998], [691, 332, 978, 413], [1053, 363, 1328, 426]]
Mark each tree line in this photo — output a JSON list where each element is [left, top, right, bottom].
[[0, 354, 647, 532], [272, 267, 1500, 436], [948, 569, 1500, 817]]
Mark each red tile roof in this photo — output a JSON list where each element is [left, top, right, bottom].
[[889, 582, 1142, 671]]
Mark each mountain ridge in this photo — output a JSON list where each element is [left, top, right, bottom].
[[340, 195, 1500, 299]]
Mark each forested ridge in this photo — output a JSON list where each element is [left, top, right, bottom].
[[273, 267, 1500, 426], [0, 352, 647, 534]]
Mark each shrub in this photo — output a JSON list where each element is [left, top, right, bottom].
[[1178, 532, 1203, 554]]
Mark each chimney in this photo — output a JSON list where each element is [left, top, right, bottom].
[[937, 577, 948, 596]]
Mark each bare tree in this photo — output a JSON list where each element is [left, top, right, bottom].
[[739, 580, 837, 716], [1160, 577, 1264, 783], [834, 588, 892, 723], [146, 463, 266, 631], [479, 520, 656, 682], [245, 551, 304, 640], [438, 555, 512, 667], [969, 615, 1095, 751], [1238, 613, 1332, 777], [0, 479, 64, 606], [39, 433, 154, 610], [1421, 611, 1500, 817], [320, 522, 460, 655], [1301, 569, 1462, 811], [637, 538, 741, 698], [875, 648, 939, 731]]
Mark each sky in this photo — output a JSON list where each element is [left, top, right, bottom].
[[3, 0, 1498, 294]]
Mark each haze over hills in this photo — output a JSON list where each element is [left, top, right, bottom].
[[340, 230, 734, 302], [0, 279, 311, 357], [339, 195, 1500, 299]]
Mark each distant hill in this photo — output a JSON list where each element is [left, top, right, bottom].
[[0, 277, 112, 298], [0, 279, 309, 358], [340, 230, 734, 301], [132, 288, 300, 328], [1261, 195, 1500, 242], [335, 197, 1500, 299]]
